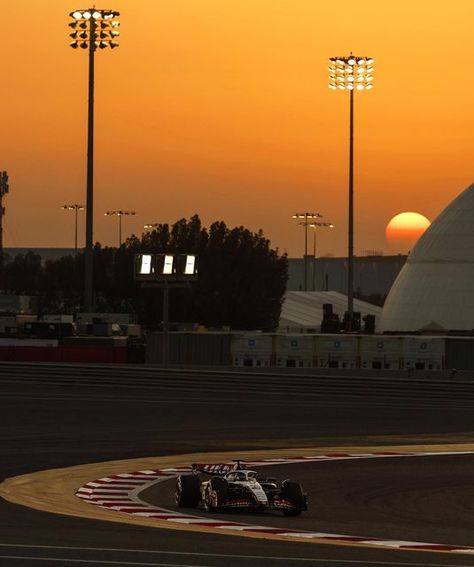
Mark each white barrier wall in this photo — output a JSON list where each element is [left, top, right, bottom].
[[402, 337, 445, 371], [229, 333, 448, 370], [316, 335, 359, 369], [231, 334, 273, 367], [361, 336, 404, 370], [274, 335, 314, 368]]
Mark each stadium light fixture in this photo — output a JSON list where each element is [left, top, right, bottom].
[[328, 53, 374, 330], [292, 212, 322, 291], [68, 7, 120, 311], [104, 210, 136, 247], [61, 204, 85, 254]]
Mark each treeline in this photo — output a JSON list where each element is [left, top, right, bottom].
[[3, 215, 288, 331]]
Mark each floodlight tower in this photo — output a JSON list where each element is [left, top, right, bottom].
[[68, 8, 120, 311], [61, 204, 84, 255], [292, 212, 322, 291], [328, 54, 374, 330], [104, 210, 136, 247], [0, 171, 9, 280]]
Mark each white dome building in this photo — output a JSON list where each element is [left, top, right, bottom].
[[380, 182, 474, 332]]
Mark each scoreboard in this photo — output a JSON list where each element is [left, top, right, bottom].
[[134, 253, 198, 282]]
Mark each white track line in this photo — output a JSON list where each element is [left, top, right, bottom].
[[0, 544, 471, 566]]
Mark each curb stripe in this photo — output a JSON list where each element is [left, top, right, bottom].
[[75, 450, 474, 555]]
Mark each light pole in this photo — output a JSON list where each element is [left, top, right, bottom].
[[292, 213, 322, 291], [308, 222, 334, 291], [68, 8, 120, 311], [61, 204, 84, 255], [328, 54, 373, 329], [0, 172, 9, 282], [104, 210, 136, 247]]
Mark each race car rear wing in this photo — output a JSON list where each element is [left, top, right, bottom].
[[191, 460, 245, 476]]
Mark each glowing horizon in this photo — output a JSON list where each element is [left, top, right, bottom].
[[0, 0, 472, 257]]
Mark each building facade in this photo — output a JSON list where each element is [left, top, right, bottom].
[[287, 255, 406, 299]]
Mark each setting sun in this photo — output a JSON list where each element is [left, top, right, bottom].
[[0, 1, 471, 256], [385, 212, 431, 253]]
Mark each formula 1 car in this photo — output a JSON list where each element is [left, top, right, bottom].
[[175, 461, 307, 516]]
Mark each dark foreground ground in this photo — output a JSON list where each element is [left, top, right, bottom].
[[1, 364, 474, 566]]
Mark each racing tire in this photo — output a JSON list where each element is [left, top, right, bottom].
[[175, 475, 201, 508], [281, 481, 305, 517], [204, 477, 228, 511]]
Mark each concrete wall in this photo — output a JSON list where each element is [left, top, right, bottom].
[[146, 332, 452, 371]]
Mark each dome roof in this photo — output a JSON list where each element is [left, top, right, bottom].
[[379, 183, 474, 332]]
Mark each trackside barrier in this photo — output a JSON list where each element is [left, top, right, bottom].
[[0, 334, 456, 370], [274, 335, 314, 368], [316, 335, 359, 369], [0, 345, 127, 363], [7, 333, 451, 370], [402, 337, 445, 371], [360, 336, 403, 370], [145, 333, 454, 372], [445, 338, 474, 371], [231, 334, 273, 367], [146, 332, 232, 366]]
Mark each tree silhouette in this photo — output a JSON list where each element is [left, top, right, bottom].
[[3, 216, 287, 331], [4, 252, 43, 295], [138, 216, 287, 330]]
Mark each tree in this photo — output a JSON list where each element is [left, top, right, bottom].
[[134, 216, 287, 331], [2, 216, 288, 331], [42, 255, 82, 311], [3, 252, 43, 295]]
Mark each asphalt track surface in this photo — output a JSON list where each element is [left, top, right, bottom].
[[143, 457, 474, 546], [2, 362, 474, 566]]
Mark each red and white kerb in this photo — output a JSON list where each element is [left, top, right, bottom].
[[76, 450, 474, 555]]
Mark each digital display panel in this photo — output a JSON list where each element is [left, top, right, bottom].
[[184, 255, 196, 275], [139, 254, 152, 274], [163, 255, 174, 275], [135, 253, 198, 281]]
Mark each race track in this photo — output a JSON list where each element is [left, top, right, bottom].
[[143, 455, 474, 547], [2, 362, 474, 566]]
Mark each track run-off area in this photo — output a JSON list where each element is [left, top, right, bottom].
[[3, 362, 474, 566], [4, 447, 474, 554]]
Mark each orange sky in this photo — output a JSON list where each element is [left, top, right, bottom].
[[0, 0, 472, 257]]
